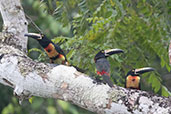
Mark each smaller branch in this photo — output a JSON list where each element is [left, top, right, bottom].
[[0, 0, 28, 51], [25, 14, 43, 34], [2, 78, 14, 87]]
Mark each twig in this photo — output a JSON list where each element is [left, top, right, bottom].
[[25, 14, 43, 34]]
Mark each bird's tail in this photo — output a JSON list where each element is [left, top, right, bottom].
[[102, 74, 114, 87], [70, 64, 87, 73]]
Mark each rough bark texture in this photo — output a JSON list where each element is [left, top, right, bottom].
[[0, 0, 171, 114], [0, 0, 28, 52], [0, 42, 171, 114]]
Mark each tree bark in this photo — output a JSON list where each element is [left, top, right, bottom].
[[0, 0, 28, 52], [0, 43, 171, 114], [0, 0, 171, 114]]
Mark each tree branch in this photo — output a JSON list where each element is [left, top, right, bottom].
[[0, 0, 28, 51], [0, 42, 170, 114]]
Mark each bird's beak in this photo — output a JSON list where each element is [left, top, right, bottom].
[[24, 33, 42, 40], [104, 48, 124, 57], [135, 67, 155, 74]]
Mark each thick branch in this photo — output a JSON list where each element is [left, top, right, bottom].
[[0, 43, 170, 114], [0, 0, 28, 51]]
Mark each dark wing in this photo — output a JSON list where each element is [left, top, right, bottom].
[[53, 42, 67, 61], [95, 58, 110, 73]]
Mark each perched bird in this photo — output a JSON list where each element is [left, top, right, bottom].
[[25, 33, 68, 65], [125, 67, 155, 90], [94, 49, 124, 87], [25, 33, 86, 73]]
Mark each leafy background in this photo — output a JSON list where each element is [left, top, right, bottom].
[[0, 0, 170, 113]]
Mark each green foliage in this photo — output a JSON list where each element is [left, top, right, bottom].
[[28, 48, 47, 62], [58, 100, 79, 114], [2, 104, 14, 114], [47, 106, 57, 114], [2, 97, 22, 114]]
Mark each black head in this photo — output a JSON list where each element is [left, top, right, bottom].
[[126, 67, 155, 76], [25, 33, 52, 48], [94, 50, 106, 61], [126, 69, 139, 76], [94, 49, 124, 62]]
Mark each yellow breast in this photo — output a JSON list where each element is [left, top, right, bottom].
[[126, 75, 140, 89], [44, 43, 59, 58]]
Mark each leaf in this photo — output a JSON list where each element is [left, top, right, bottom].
[[149, 74, 161, 93], [28, 48, 46, 57], [154, 80, 161, 93], [162, 86, 171, 97], [28, 97, 34, 104], [160, 57, 165, 68], [166, 64, 171, 72], [66, 49, 75, 59]]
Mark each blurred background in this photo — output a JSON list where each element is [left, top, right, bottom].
[[0, 0, 170, 113]]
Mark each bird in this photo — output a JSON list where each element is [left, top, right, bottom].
[[125, 67, 155, 90], [25, 33, 68, 65], [25, 33, 87, 73], [94, 49, 124, 87]]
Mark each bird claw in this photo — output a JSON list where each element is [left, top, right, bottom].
[[92, 78, 103, 85]]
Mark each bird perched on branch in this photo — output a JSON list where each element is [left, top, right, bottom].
[[125, 67, 155, 90], [94, 49, 124, 87], [25, 33, 86, 73], [25, 33, 68, 65]]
